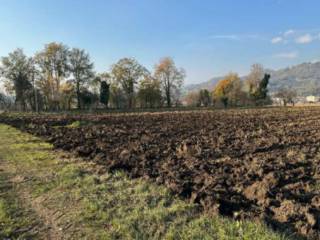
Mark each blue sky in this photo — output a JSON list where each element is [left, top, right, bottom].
[[1, 0, 320, 84]]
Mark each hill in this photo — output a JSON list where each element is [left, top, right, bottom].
[[185, 61, 320, 96]]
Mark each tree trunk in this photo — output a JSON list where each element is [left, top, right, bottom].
[[166, 86, 171, 107], [77, 80, 81, 110]]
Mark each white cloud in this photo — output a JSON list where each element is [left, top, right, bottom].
[[271, 36, 283, 44], [296, 34, 313, 44], [284, 29, 295, 36], [271, 29, 295, 44], [209, 34, 263, 41], [274, 51, 298, 59], [270, 29, 320, 45], [209, 35, 239, 40]]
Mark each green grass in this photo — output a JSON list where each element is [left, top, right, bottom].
[[0, 124, 295, 239], [0, 168, 42, 239], [66, 120, 92, 128]]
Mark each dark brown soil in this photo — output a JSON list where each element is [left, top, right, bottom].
[[2, 108, 320, 239]]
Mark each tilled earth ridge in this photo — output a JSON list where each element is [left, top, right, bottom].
[[1, 108, 320, 239]]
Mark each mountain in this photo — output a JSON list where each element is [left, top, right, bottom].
[[185, 61, 320, 96], [266, 62, 320, 96], [184, 77, 222, 93]]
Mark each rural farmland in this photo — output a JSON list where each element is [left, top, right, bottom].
[[2, 1, 320, 239], [1, 107, 320, 239]]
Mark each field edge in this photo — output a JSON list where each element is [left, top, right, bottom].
[[0, 123, 295, 240]]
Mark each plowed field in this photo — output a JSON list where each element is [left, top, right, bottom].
[[1, 108, 320, 239]]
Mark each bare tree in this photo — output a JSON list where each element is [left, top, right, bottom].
[[154, 57, 185, 107], [69, 48, 94, 109], [275, 88, 297, 106], [245, 64, 264, 97]]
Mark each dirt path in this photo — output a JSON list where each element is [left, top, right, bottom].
[[0, 160, 64, 240], [11, 175, 64, 240]]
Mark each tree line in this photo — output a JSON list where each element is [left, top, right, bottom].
[[0, 42, 185, 111], [0, 43, 274, 112], [184, 64, 271, 108]]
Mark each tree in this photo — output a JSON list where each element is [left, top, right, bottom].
[[60, 81, 75, 110], [245, 63, 264, 97], [111, 58, 146, 109], [27, 88, 44, 112], [91, 73, 111, 109], [0, 49, 33, 110], [0, 92, 4, 104], [80, 89, 98, 109], [0, 92, 14, 110], [109, 82, 126, 109], [275, 88, 297, 106], [154, 57, 185, 107], [0, 92, 5, 110], [199, 89, 211, 107], [212, 73, 242, 108], [184, 91, 200, 107], [245, 64, 271, 105], [100, 80, 110, 108], [252, 74, 270, 105], [35, 42, 69, 110], [69, 48, 94, 109], [137, 75, 162, 108]]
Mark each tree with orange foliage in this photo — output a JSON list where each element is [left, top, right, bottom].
[[212, 73, 242, 108]]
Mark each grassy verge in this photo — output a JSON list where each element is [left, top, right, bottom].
[[0, 124, 294, 239], [0, 168, 46, 239]]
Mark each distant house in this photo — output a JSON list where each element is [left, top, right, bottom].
[[306, 95, 319, 103], [271, 97, 283, 106]]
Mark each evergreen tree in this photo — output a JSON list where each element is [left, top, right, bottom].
[[100, 81, 110, 108], [253, 74, 270, 105]]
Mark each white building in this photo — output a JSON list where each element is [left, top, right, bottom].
[[306, 95, 319, 103]]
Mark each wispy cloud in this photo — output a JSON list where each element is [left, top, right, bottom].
[[271, 36, 283, 44], [184, 34, 261, 50], [209, 34, 263, 41], [283, 29, 295, 36], [273, 51, 298, 59], [295, 34, 313, 44], [209, 35, 239, 40], [271, 29, 294, 44]]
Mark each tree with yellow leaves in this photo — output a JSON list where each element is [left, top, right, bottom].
[[154, 57, 185, 107], [212, 73, 243, 108], [111, 58, 147, 109], [137, 75, 162, 108], [35, 42, 69, 110], [60, 81, 75, 110]]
